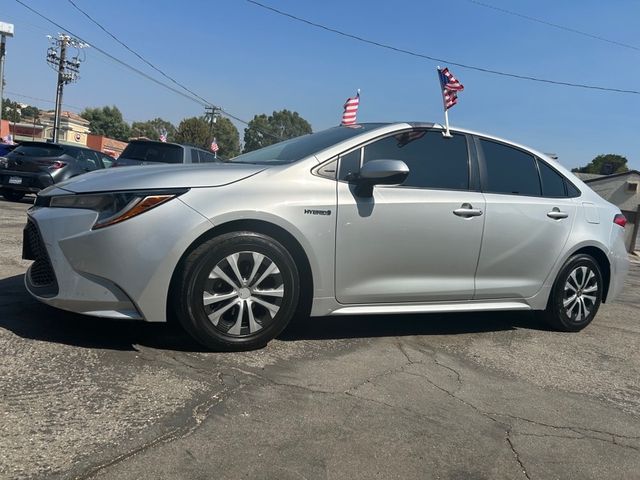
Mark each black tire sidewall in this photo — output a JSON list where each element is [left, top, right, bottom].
[[178, 232, 300, 350], [549, 254, 603, 332], [2, 189, 25, 202]]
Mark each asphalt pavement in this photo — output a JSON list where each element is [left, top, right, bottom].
[[1, 197, 639, 480]]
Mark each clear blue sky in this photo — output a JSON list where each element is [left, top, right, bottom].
[[2, 0, 639, 169]]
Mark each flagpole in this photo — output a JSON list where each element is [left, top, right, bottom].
[[443, 109, 452, 138]]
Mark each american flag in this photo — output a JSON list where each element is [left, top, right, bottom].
[[159, 131, 167, 143], [210, 139, 219, 152], [438, 67, 464, 110], [341, 91, 360, 126]]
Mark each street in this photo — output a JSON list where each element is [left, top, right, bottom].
[[1, 197, 639, 480]]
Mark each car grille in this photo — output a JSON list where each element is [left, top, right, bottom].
[[23, 219, 59, 295]]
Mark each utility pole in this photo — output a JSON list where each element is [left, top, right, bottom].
[[46, 34, 86, 143], [0, 22, 15, 132], [204, 105, 221, 132]]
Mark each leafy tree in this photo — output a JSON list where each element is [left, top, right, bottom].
[[573, 154, 629, 175], [1, 98, 21, 122], [174, 116, 240, 158], [21, 105, 40, 120], [243, 109, 312, 153], [211, 117, 240, 158], [81, 105, 130, 141], [174, 117, 211, 150], [131, 118, 176, 142]]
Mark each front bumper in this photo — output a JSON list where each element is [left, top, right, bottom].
[[1, 169, 54, 192], [23, 197, 212, 321]]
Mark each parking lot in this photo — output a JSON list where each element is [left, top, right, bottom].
[[1, 196, 639, 480]]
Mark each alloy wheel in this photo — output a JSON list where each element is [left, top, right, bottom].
[[562, 265, 599, 322], [202, 251, 284, 337]]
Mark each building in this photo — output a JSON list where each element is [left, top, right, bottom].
[[39, 110, 90, 146], [86, 134, 127, 158], [578, 171, 640, 252]]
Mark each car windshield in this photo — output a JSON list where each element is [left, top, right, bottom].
[[229, 124, 387, 165], [120, 142, 183, 163]]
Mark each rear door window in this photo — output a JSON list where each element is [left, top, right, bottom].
[[480, 139, 541, 196]]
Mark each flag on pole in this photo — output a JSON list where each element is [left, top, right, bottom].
[[159, 130, 167, 142], [210, 138, 219, 153], [341, 90, 360, 126], [438, 67, 464, 110]]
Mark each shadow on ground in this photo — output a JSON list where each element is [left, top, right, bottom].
[[0, 274, 550, 353], [0, 195, 35, 206]]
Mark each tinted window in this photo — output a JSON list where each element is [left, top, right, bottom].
[[338, 149, 361, 180], [566, 181, 581, 197], [480, 139, 541, 196], [100, 154, 114, 168], [120, 142, 183, 164], [199, 151, 218, 163], [10, 144, 64, 157], [190, 149, 200, 163], [229, 124, 388, 165], [538, 160, 566, 197], [362, 130, 469, 190]]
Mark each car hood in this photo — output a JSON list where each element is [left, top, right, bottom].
[[55, 163, 267, 193]]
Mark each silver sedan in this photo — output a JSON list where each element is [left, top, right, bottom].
[[23, 122, 629, 350]]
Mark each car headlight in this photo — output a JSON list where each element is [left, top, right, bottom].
[[48, 189, 189, 229]]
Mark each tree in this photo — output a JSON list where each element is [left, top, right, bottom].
[[211, 117, 240, 158], [573, 154, 629, 175], [21, 105, 40, 120], [174, 116, 240, 158], [131, 118, 176, 142], [1, 98, 21, 122], [81, 105, 130, 141], [243, 109, 312, 153]]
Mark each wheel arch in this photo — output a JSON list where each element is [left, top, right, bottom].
[[167, 219, 314, 322], [564, 244, 611, 303]]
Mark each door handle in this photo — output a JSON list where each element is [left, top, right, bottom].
[[453, 203, 483, 217], [547, 207, 569, 220]]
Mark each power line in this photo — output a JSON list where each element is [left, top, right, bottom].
[[245, 0, 640, 95], [464, 0, 640, 53], [4, 90, 83, 110], [66, 0, 214, 107], [14, 0, 284, 141], [65, 0, 283, 140], [14, 0, 207, 107]]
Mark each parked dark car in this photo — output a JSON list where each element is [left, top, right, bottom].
[[0, 141, 114, 202], [113, 140, 220, 167]]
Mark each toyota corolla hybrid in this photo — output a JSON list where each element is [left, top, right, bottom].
[[22, 122, 629, 350]]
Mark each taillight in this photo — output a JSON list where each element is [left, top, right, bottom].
[[49, 161, 66, 170], [614, 214, 627, 228]]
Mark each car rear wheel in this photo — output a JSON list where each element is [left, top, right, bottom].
[[2, 189, 25, 202], [176, 232, 300, 351], [541, 254, 603, 332]]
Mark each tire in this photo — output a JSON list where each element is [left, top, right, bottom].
[[2, 189, 26, 202], [175, 231, 301, 351], [540, 254, 603, 332]]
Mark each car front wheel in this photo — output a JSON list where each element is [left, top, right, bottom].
[[541, 254, 603, 332], [175, 232, 300, 351]]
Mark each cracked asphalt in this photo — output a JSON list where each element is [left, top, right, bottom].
[[1, 197, 640, 480]]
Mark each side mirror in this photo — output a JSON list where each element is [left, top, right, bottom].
[[351, 159, 409, 197]]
